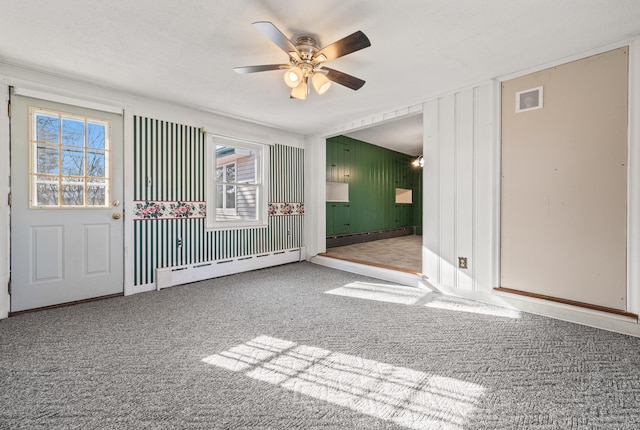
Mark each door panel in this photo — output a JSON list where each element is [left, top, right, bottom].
[[10, 94, 124, 312], [84, 224, 111, 275], [32, 225, 63, 281]]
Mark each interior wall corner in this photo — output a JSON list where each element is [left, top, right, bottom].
[[304, 134, 326, 257], [627, 37, 640, 314]]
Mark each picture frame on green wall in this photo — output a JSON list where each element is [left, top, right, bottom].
[[326, 182, 349, 202]]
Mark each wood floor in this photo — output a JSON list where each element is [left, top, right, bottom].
[[323, 235, 422, 274]]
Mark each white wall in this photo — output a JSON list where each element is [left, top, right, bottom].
[[422, 41, 640, 335], [305, 37, 640, 336], [423, 82, 498, 294], [303, 133, 326, 258]]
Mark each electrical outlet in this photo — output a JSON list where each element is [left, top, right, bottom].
[[458, 257, 468, 269]]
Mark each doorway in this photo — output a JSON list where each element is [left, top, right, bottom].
[[323, 114, 424, 274]]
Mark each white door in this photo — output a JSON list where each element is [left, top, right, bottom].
[[10, 94, 124, 312]]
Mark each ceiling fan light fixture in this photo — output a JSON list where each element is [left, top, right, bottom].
[[284, 66, 303, 88], [290, 80, 308, 100], [236, 21, 371, 99], [312, 72, 332, 95]]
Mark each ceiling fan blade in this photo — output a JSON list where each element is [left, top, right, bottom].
[[234, 64, 289, 74], [313, 31, 371, 62], [322, 67, 366, 91], [252, 21, 300, 57]]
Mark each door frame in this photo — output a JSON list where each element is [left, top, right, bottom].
[[0, 84, 10, 318], [0, 81, 135, 317]]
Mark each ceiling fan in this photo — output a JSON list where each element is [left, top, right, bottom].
[[234, 21, 371, 100]]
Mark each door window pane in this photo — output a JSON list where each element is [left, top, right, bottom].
[[35, 114, 59, 143], [87, 182, 106, 206], [61, 148, 85, 176], [87, 151, 105, 177], [62, 181, 84, 206], [87, 122, 106, 149], [35, 178, 59, 206], [62, 118, 85, 146], [36, 144, 59, 174]]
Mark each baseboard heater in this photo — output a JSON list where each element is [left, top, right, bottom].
[[155, 248, 304, 290]]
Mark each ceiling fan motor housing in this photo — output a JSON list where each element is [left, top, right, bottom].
[[294, 36, 319, 61]]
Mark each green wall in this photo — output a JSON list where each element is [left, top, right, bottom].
[[326, 135, 422, 236]]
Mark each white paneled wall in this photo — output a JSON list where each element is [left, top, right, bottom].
[[423, 81, 498, 294]]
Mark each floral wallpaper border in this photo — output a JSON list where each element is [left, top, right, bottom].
[[133, 201, 207, 220], [133, 201, 304, 220], [269, 202, 304, 216]]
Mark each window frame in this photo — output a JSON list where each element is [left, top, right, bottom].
[[206, 134, 269, 230], [28, 106, 112, 209]]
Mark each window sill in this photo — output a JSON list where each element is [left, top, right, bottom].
[[206, 220, 269, 231]]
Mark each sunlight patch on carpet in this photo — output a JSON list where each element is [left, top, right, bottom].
[[424, 297, 522, 319], [325, 281, 429, 305], [203, 335, 485, 430]]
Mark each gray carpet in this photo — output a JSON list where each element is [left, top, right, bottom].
[[1, 262, 639, 429]]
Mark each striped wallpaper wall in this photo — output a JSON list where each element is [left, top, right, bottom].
[[132, 116, 304, 286]]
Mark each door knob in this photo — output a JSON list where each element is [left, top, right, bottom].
[[112, 200, 121, 207], [112, 213, 121, 220]]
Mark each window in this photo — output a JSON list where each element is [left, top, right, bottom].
[[29, 107, 111, 208], [206, 135, 269, 230]]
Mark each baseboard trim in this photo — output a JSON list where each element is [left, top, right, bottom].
[[494, 287, 638, 319], [125, 282, 156, 296], [424, 281, 640, 337], [311, 255, 424, 288], [9, 293, 123, 317]]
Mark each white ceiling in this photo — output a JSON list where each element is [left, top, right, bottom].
[[345, 114, 423, 156], [1, 0, 640, 154]]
